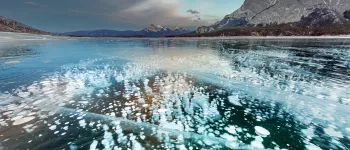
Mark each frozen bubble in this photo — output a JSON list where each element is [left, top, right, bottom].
[[221, 133, 236, 142], [12, 116, 35, 126], [324, 127, 343, 138], [177, 144, 186, 150], [89, 122, 95, 127], [3, 111, 13, 116], [254, 126, 270, 137], [90, 140, 98, 150], [228, 95, 241, 106], [11, 115, 24, 121], [256, 116, 262, 121], [138, 98, 145, 104], [101, 131, 115, 149], [27, 112, 36, 116], [132, 139, 144, 150], [346, 128, 350, 133], [251, 136, 264, 149], [79, 120, 87, 128], [158, 108, 168, 113], [203, 138, 214, 146], [78, 101, 88, 104], [236, 127, 243, 133], [23, 124, 33, 129], [302, 126, 315, 140], [305, 144, 322, 150], [198, 126, 205, 133], [49, 125, 57, 130], [103, 124, 109, 131], [225, 126, 236, 134], [17, 92, 30, 98], [70, 144, 78, 150], [4, 60, 21, 65]]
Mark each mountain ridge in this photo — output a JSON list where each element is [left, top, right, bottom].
[[197, 0, 350, 33], [63, 24, 190, 37], [0, 16, 50, 35]]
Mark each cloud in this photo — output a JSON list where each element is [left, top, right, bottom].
[[68, 9, 112, 17], [108, 0, 211, 29], [187, 9, 200, 14], [8, 0, 217, 31], [24, 1, 46, 7]]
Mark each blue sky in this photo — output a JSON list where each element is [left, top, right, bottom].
[[0, 0, 244, 32]]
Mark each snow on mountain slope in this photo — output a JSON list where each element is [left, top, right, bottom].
[[197, 0, 350, 33]]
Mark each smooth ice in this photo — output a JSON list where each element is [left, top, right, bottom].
[[0, 33, 350, 149]]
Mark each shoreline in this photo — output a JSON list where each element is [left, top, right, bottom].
[[1, 31, 350, 39]]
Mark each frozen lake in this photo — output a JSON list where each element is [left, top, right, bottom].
[[0, 32, 350, 149]]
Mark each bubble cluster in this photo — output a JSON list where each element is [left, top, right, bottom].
[[1, 37, 350, 149]]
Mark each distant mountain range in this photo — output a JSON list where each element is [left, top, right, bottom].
[[0, 16, 50, 35], [0, 17, 190, 37], [2, 0, 350, 38], [196, 0, 350, 34], [62, 24, 191, 37]]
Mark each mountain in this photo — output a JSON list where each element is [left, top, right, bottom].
[[197, 0, 350, 33], [63, 24, 190, 37], [140, 24, 189, 37], [63, 29, 141, 37], [0, 16, 50, 35]]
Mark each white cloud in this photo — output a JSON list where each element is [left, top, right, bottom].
[[24, 1, 46, 7], [105, 0, 213, 29]]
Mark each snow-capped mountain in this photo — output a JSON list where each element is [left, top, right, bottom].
[[0, 16, 50, 35], [140, 24, 189, 36], [142, 24, 188, 32], [197, 0, 350, 33], [142, 24, 165, 32], [63, 24, 190, 37]]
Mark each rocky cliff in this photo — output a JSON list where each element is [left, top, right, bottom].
[[197, 0, 350, 33]]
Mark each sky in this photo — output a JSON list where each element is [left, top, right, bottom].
[[0, 0, 244, 32]]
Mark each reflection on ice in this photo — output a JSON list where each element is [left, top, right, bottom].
[[0, 36, 350, 149]]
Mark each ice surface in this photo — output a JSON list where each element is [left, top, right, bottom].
[[1, 35, 350, 149]]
